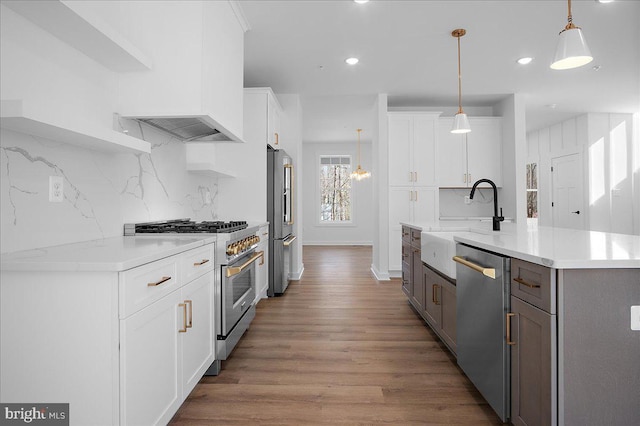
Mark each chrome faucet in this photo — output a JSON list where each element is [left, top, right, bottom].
[[469, 179, 504, 231]]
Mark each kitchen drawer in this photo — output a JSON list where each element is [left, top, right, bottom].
[[119, 256, 180, 319], [410, 228, 421, 248], [511, 258, 556, 314], [402, 226, 411, 243], [181, 243, 214, 283]]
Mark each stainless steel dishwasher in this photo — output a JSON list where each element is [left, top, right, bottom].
[[454, 243, 511, 423]]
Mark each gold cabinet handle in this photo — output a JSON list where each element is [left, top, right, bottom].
[[226, 251, 264, 277], [148, 276, 171, 287], [513, 277, 541, 289], [414, 172, 418, 182], [274, 132, 279, 145], [432, 284, 437, 304], [193, 259, 210, 266], [185, 300, 193, 328], [452, 256, 496, 279], [415, 191, 418, 202], [179, 303, 187, 333], [506, 313, 516, 345]]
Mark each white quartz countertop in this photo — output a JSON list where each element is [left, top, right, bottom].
[[0, 236, 216, 272], [408, 222, 640, 269]]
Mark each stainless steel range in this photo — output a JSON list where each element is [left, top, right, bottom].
[[124, 219, 261, 375]]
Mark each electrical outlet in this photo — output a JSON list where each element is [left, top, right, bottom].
[[631, 306, 640, 331], [464, 195, 471, 205], [49, 176, 64, 202]]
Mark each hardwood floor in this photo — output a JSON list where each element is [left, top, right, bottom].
[[170, 245, 502, 425]]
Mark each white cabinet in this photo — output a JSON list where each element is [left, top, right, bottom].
[[437, 117, 503, 187], [0, 242, 215, 426], [245, 88, 283, 147], [118, 1, 248, 142], [120, 289, 182, 426], [388, 112, 439, 187], [388, 187, 437, 272], [388, 113, 440, 273], [255, 225, 269, 300]]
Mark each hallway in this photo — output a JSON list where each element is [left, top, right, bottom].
[[170, 245, 501, 425]]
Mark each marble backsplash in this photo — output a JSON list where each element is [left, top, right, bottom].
[[1, 119, 219, 253]]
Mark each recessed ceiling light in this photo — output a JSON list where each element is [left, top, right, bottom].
[[354, 0, 370, 4], [517, 57, 533, 65], [345, 57, 359, 65]]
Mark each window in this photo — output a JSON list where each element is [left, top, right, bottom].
[[319, 156, 352, 222], [526, 163, 538, 218]]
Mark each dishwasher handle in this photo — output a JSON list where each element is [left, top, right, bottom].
[[452, 256, 496, 279]]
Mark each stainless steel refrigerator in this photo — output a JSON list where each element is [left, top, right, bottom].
[[267, 145, 295, 296]]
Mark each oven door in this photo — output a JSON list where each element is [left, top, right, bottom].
[[220, 251, 262, 336]]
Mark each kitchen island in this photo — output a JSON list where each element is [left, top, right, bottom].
[[401, 221, 640, 426]]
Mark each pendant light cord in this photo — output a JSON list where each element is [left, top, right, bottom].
[[565, 0, 576, 30], [457, 34, 463, 114]]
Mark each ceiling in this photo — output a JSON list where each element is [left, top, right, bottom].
[[240, 0, 640, 143]]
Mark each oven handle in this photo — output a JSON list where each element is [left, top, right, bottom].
[[226, 251, 264, 278]]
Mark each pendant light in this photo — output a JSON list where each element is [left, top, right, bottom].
[[451, 29, 471, 134], [550, 0, 593, 70], [350, 128, 370, 181]]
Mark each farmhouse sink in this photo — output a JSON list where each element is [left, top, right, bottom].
[[421, 231, 474, 280]]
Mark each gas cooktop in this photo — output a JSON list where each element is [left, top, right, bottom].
[[124, 219, 248, 235]]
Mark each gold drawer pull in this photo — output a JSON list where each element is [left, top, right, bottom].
[[185, 300, 193, 328], [513, 277, 541, 289], [193, 259, 210, 266], [148, 276, 171, 287], [506, 313, 516, 345], [453, 256, 496, 279], [179, 303, 187, 333]]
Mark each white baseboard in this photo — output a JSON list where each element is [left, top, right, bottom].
[[290, 265, 304, 280], [371, 264, 390, 281], [303, 242, 373, 246]]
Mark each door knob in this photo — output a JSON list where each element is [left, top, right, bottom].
[[572, 210, 580, 215]]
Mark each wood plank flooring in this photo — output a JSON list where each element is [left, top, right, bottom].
[[170, 245, 502, 425]]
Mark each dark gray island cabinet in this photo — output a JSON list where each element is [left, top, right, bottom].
[[508, 258, 640, 426]]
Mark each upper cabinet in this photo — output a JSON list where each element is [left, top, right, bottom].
[[244, 88, 283, 146], [117, 1, 249, 142], [388, 113, 440, 187], [437, 117, 503, 188]]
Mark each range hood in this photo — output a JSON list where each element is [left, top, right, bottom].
[[128, 114, 243, 143]]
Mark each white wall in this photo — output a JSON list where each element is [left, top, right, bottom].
[[527, 113, 638, 235], [1, 124, 219, 254], [495, 94, 527, 223], [277, 94, 304, 279], [371, 94, 389, 280], [302, 142, 373, 245]]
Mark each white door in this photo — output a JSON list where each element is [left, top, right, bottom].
[[181, 273, 214, 397], [413, 188, 438, 223], [388, 116, 412, 186], [551, 153, 585, 229], [437, 119, 466, 187], [120, 291, 182, 426]]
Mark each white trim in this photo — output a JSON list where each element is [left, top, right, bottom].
[[228, 1, 251, 33], [289, 265, 304, 281], [304, 242, 372, 246], [370, 264, 390, 281]]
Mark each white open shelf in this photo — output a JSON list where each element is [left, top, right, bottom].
[[3, 0, 152, 72], [186, 162, 236, 179], [1, 100, 151, 154]]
